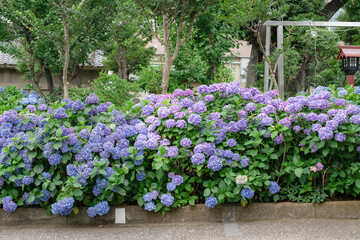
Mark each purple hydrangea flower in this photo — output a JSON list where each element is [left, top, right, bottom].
[[167, 146, 179, 158], [245, 103, 257, 112], [326, 120, 338, 131], [150, 190, 158, 200], [192, 101, 207, 113], [318, 127, 333, 140], [172, 175, 183, 186], [165, 119, 176, 129], [293, 125, 301, 132], [350, 115, 360, 124], [176, 120, 187, 129], [53, 107, 67, 119], [85, 94, 99, 105], [38, 104, 47, 111], [142, 105, 155, 116], [240, 157, 249, 168], [207, 155, 223, 171], [188, 114, 202, 126], [312, 124, 322, 132], [227, 139, 237, 147], [72, 100, 85, 111], [346, 104, 360, 115], [158, 107, 170, 119], [274, 134, 284, 145], [204, 94, 214, 102], [316, 163, 324, 171], [180, 138, 192, 148], [335, 133, 346, 142], [191, 153, 206, 165]]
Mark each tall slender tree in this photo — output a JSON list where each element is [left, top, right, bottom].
[[136, 0, 214, 94]]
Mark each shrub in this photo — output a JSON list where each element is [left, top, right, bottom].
[[0, 82, 359, 217], [0, 86, 25, 114], [91, 72, 140, 106]]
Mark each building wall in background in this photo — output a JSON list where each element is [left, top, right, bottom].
[[0, 67, 101, 90]]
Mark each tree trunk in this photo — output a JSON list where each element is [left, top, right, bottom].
[[209, 33, 216, 81], [162, 58, 173, 94], [121, 46, 127, 79], [62, 10, 70, 99], [246, 44, 259, 86], [116, 40, 123, 78], [29, 55, 45, 98], [44, 65, 54, 95]]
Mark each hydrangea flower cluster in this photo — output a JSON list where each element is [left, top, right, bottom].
[[0, 83, 359, 216]]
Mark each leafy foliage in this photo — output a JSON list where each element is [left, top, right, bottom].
[[0, 83, 360, 217], [92, 72, 140, 106]]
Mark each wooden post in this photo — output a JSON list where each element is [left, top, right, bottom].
[[277, 25, 284, 99], [347, 75, 355, 86], [264, 26, 271, 92]]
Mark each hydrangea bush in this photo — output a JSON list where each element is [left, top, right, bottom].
[[0, 82, 359, 217]]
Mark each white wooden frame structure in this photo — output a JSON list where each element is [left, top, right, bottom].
[[263, 21, 360, 98]]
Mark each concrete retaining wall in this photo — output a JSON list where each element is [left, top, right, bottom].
[[1, 201, 359, 225]]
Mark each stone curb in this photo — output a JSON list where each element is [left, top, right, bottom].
[[1, 201, 359, 225]]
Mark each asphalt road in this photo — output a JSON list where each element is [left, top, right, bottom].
[[1, 219, 360, 240]]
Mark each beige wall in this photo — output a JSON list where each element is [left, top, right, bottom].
[[0, 67, 101, 90]]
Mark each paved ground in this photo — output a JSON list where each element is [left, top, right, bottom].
[[1, 219, 360, 240]]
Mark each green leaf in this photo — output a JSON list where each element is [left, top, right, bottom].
[[294, 168, 303, 178], [159, 145, 167, 156], [33, 164, 44, 174], [77, 116, 85, 123], [355, 179, 360, 189], [56, 128, 63, 138], [204, 188, 211, 197], [73, 189, 83, 197], [53, 142, 62, 150]]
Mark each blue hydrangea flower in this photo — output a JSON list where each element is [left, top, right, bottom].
[[51, 197, 75, 215], [136, 170, 146, 181], [167, 182, 176, 191], [268, 181, 280, 194], [3, 200, 17, 213], [160, 193, 174, 207], [22, 176, 34, 186], [94, 201, 109, 216], [241, 188, 254, 199], [143, 193, 152, 202], [144, 201, 156, 211], [205, 196, 218, 208], [39, 190, 51, 202], [180, 138, 192, 148], [87, 207, 97, 217]]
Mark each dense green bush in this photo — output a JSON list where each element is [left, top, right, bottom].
[[0, 83, 359, 217], [0, 86, 25, 114], [92, 72, 140, 106]]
